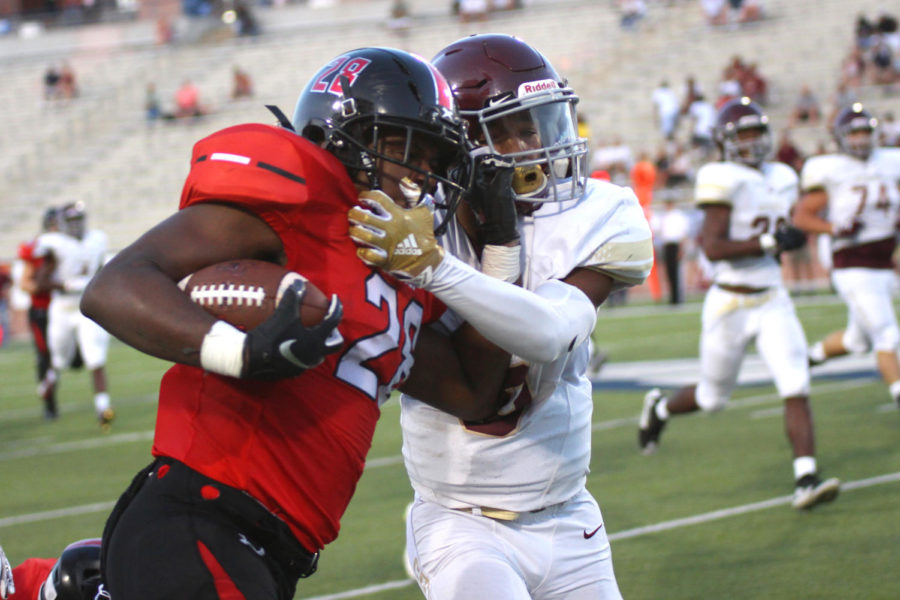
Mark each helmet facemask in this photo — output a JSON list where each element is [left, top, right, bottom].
[[466, 87, 588, 206], [838, 125, 876, 160], [722, 125, 772, 168], [328, 116, 468, 234]]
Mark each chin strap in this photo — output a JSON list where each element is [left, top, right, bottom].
[[265, 105, 295, 131]]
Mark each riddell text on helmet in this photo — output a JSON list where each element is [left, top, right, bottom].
[[518, 79, 557, 96]]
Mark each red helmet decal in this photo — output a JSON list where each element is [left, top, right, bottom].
[[309, 55, 372, 96]]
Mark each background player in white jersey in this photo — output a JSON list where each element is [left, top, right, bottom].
[[350, 34, 653, 599], [33, 202, 115, 430], [793, 104, 900, 407], [637, 97, 840, 510]]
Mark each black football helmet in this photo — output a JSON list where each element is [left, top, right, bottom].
[[38, 538, 103, 600], [292, 47, 469, 234], [714, 96, 772, 167], [432, 33, 588, 205], [833, 103, 878, 160]]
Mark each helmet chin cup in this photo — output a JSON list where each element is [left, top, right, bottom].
[[513, 165, 546, 196]]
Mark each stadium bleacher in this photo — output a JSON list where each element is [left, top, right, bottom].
[[0, 0, 895, 253]]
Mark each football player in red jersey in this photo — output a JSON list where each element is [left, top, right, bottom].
[[16, 207, 60, 419], [80, 47, 510, 600], [2, 539, 105, 600]]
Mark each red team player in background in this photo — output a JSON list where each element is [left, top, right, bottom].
[[81, 47, 512, 600], [16, 208, 60, 419], [2, 539, 104, 600]]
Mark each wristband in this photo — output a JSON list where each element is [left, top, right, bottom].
[[759, 233, 777, 255], [481, 244, 521, 282], [199, 320, 247, 378]]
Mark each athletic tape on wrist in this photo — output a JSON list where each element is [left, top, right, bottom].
[[199, 321, 247, 378], [759, 233, 777, 255], [481, 244, 521, 282]]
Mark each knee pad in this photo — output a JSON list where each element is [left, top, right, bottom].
[[695, 381, 728, 412], [872, 323, 900, 354]]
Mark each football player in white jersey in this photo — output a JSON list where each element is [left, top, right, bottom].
[[33, 202, 115, 430], [637, 97, 840, 510], [793, 104, 900, 407], [350, 34, 652, 599]]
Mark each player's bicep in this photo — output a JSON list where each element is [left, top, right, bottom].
[[562, 267, 615, 309], [121, 203, 285, 281]]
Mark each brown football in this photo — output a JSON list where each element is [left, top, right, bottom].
[[178, 260, 329, 330]]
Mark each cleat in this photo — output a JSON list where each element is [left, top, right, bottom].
[[807, 355, 824, 368], [98, 408, 116, 433], [792, 474, 840, 510], [638, 388, 667, 455]]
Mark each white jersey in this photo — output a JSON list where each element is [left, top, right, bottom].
[[695, 161, 798, 288], [800, 148, 900, 255], [401, 178, 652, 512], [34, 230, 108, 301]]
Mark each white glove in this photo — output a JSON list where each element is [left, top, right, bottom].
[[0, 543, 14, 600]]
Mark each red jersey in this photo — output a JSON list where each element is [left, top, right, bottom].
[[17, 241, 51, 310], [152, 124, 443, 553], [9, 557, 56, 600]]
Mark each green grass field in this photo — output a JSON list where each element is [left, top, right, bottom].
[[2, 296, 899, 599]]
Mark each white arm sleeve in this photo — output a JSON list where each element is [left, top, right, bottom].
[[424, 254, 596, 363]]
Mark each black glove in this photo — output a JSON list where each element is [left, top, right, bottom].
[[774, 224, 807, 252], [242, 280, 343, 380], [834, 218, 863, 239], [465, 152, 519, 246]]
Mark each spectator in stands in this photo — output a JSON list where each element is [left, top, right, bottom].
[[43, 64, 60, 101], [231, 66, 253, 100], [776, 128, 805, 173], [839, 46, 866, 88], [156, 16, 174, 45], [174, 79, 207, 119], [687, 93, 717, 159], [652, 80, 681, 140], [663, 141, 694, 188], [855, 13, 877, 51], [145, 82, 162, 125], [702, 0, 728, 26], [458, 0, 488, 22], [619, 0, 646, 30], [735, 0, 763, 24], [386, 0, 412, 34], [789, 84, 821, 126], [59, 61, 78, 99], [740, 62, 768, 105], [880, 111, 900, 147], [869, 36, 897, 88], [234, 1, 260, 37], [681, 75, 703, 115]]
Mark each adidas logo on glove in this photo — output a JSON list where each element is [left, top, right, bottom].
[[395, 234, 424, 256]]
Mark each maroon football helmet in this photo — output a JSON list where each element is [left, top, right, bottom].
[[713, 96, 772, 167], [432, 34, 588, 204], [832, 103, 878, 160]]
